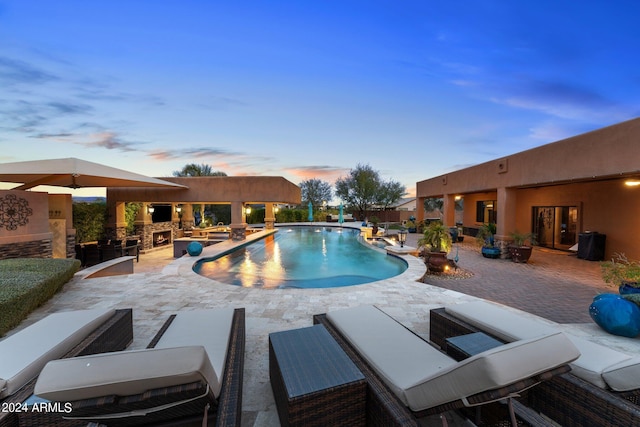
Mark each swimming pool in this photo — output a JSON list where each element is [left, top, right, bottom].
[[193, 226, 407, 288]]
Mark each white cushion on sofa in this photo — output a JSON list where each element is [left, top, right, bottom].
[[0, 308, 115, 399], [152, 308, 234, 397], [404, 332, 580, 411], [445, 301, 636, 390], [445, 300, 556, 341], [602, 357, 640, 392], [327, 305, 456, 406], [327, 305, 580, 411], [34, 346, 216, 402]]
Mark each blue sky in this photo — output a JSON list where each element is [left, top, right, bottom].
[[1, 1, 638, 198]]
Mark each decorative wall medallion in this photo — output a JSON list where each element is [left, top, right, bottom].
[[0, 194, 33, 231]]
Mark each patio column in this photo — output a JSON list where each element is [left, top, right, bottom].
[[229, 201, 247, 240], [442, 194, 456, 227], [416, 196, 425, 224], [495, 187, 517, 257], [106, 200, 127, 240], [265, 203, 276, 230], [181, 204, 195, 230]]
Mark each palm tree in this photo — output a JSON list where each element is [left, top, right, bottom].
[[172, 163, 227, 177]]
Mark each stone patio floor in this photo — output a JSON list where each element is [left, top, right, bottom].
[[9, 224, 640, 426]]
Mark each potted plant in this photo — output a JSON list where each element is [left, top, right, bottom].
[[405, 220, 417, 233], [370, 216, 380, 236], [508, 231, 537, 263], [601, 253, 640, 294], [476, 223, 500, 258], [418, 221, 452, 272]]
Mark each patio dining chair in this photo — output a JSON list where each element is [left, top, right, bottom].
[[33, 307, 245, 427], [313, 305, 580, 427]]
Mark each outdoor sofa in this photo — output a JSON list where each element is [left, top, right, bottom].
[[0, 308, 133, 427], [430, 300, 640, 426], [32, 307, 245, 427], [313, 305, 580, 427]]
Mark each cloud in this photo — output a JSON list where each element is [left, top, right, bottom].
[[284, 166, 348, 183], [0, 56, 58, 86], [147, 147, 244, 161]]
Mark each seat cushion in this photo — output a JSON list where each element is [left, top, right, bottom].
[[327, 305, 456, 406], [602, 356, 640, 391], [404, 332, 580, 411], [0, 308, 115, 399], [445, 301, 557, 341], [445, 301, 635, 389], [153, 308, 235, 397], [34, 346, 216, 403]]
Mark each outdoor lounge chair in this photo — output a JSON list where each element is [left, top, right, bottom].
[[0, 308, 133, 427], [313, 305, 580, 427], [429, 301, 640, 426], [32, 307, 245, 427]]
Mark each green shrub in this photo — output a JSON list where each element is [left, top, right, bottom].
[[0, 258, 80, 336]]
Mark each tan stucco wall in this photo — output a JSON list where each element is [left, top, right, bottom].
[[106, 176, 301, 204], [417, 117, 640, 197], [0, 190, 50, 243]]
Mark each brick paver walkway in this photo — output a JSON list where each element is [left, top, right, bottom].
[[409, 238, 612, 323]]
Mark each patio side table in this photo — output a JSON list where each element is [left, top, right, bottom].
[[269, 324, 366, 427], [445, 331, 503, 361]]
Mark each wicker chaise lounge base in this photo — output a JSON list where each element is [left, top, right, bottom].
[[31, 308, 245, 427], [313, 306, 579, 427], [0, 308, 133, 427], [430, 306, 640, 427]]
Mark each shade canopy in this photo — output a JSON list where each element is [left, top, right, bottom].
[[0, 158, 187, 190]]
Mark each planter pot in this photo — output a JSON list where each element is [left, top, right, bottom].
[[425, 251, 448, 272], [508, 245, 532, 263], [408, 228, 417, 233], [619, 281, 640, 295], [589, 293, 640, 337], [481, 246, 500, 259]]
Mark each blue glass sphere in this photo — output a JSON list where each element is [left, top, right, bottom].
[[186, 241, 203, 256]]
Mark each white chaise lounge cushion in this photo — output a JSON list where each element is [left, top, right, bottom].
[[0, 308, 115, 399], [328, 305, 580, 412], [445, 301, 637, 390], [34, 346, 216, 403], [152, 308, 235, 397]]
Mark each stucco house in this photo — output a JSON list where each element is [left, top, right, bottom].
[[416, 117, 640, 260]]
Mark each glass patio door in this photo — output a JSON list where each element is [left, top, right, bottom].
[[533, 206, 577, 251]]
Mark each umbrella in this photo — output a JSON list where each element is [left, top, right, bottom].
[[308, 201, 313, 222], [338, 203, 344, 224], [0, 158, 187, 190]]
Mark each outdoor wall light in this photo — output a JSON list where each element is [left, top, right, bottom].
[[625, 179, 640, 187], [147, 205, 155, 214], [245, 206, 252, 215], [274, 205, 279, 214], [175, 205, 182, 213], [398, 228, 408, 248]]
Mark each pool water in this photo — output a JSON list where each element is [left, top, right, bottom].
[[193, 226, 407, 288]]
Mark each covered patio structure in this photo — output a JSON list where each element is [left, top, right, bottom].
[[106, 176, 301, 252]]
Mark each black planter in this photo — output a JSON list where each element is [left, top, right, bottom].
[[508, 245, 532, 263]]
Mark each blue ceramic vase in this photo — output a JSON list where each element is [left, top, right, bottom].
[[589, 293, 640, 338], [619, 282, 640, 295]]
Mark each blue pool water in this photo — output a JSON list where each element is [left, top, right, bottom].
[[193, 226, 407, 288]]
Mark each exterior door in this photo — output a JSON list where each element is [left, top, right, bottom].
[[533, 206, 577, 251]]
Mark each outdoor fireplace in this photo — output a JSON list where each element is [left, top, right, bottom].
[[153, 230, 172, 247]]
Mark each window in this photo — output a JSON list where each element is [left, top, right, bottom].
[[476, 200, 497, 223]]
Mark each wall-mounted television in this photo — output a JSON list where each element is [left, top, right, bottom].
[[151, 205, 172, 223]]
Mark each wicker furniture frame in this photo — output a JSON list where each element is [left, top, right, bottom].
[[430, 307, 640, 426], [30, 308, 245, 427], [0, 308, 134, 427], [313, 312, 571, 427], [269, 324, 366, 427]]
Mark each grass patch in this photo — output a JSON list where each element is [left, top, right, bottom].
[[0, 258, 80, 336]]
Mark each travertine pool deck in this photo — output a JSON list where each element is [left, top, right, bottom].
[[9, 223, 640, 426]]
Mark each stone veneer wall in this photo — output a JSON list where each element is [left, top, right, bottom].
[[0, 239, 52, 259], [134, 221, 180, 251]]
